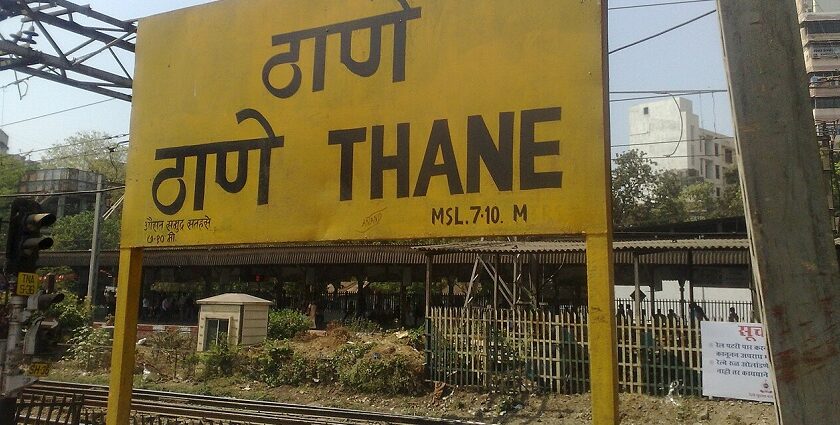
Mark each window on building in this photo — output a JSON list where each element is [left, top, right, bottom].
[[725, 149, 733, 164], [715, 165, 721, 179], [813, 97, 840, 109], [811, 71, 840, 88], [716, 187, 721, 197], [805, 21, 840, 34], [204, 318, 230, 349], [714, 143, 719, 155], [643, 107, 649, 115]]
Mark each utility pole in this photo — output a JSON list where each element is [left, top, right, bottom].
[[86, 175, 104, 304], [717, 1, 840, 423]]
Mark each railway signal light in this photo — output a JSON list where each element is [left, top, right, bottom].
[[3, 199, 58, 397], [5, 198, 55, 276], [22, 286, 64, 358]]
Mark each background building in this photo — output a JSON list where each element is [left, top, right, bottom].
[[0, 129, 8, 154], [628, 97, 736, 197], [799, 0, 840, 123], [18, 168, 104, 217]]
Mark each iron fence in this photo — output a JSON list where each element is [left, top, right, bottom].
[[15, 393, 83, 425]]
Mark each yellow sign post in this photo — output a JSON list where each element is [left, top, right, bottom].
[[112, 0, 616, 423]]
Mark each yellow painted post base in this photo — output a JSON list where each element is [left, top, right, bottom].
[[106, 248, 143, 425], [586, 233, 619, 424]]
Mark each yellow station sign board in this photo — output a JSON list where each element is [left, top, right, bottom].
[[123, 0, 608, 247]]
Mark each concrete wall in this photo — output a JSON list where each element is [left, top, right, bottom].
[[240, 305, 269, 346], [197, 304, 239, 351]]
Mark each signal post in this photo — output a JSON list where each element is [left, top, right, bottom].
[[2, 198, 61, 421]]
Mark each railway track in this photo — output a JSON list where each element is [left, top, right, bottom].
[[23, 380, 484, 425]]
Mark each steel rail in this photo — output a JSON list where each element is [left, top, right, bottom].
[[25, 380, 484, 425]]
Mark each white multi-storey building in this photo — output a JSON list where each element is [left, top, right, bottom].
[[798, 0, 840, 123], [628, 97, 736, 197]]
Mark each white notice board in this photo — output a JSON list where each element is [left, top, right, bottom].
[[701, 321, 775, 402]]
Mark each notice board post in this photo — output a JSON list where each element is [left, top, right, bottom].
[[106, 248, 143, 425], [109, 1, 617, 423], [717, 0, 840, 422]]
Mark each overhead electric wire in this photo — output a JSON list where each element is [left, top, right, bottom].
[[0, 75, 35, 90], [19, 133, 129, 157], [0, 185, 125, 198], [609, 9, 717, 54], [610, 89, 727, 94], [40, 140, 129, 163], [612, 153, 723, 161], [612, 135, 733, 148], [610, 92, 724, 103], [0, 98, 116, 127], [608, 0, 715, 11]]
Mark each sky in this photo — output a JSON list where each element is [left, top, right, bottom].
[[0, 0, 732, 160]]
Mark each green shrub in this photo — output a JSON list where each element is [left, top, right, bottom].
[[406, 326, 425, 350], [338, 354, 422, 395], [250, 340, 376, 387], [346, 317, 381, 333], [313, 342, 373, 383], [201, 334, 242, 379], [250, 339, 312, 386], [142, 329, 196, 379], [267, 309, 311, 340], [47, 292, 91, 338], [332, 342, 373, 367], [63, 326, 111, 372]]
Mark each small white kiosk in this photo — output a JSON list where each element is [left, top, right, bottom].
[[196, 293, 272, 351]]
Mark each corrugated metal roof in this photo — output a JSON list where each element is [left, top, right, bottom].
[[31, 238, 763, 268], [196, 293, 273, 305], [414, 239, 750, 254]]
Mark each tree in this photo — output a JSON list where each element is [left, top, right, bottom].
[[719, 168, 745, 218], [0, 153, 38, 242], [679, 182, 719, 220], [41, 131, 126, 183], [650, 170, 688, 224], [611, 150, 658, 227], [611, 149, 745, 228], [40, 131, 126, 250], [51, 210, 120, 251]]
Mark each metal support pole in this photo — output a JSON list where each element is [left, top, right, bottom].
[[423, 255, 432, 380], [2, 292, 28, 401], [86, 175, 104, 304], [687, 251, 695, 306], [400, 267, 410, 327], [424, 256, 432, 318], [649, 266, 657, 317], [512, 254, 518, 305], [632, 253, 641, 324], [493, 254, 500, 309], [585, 233, 619, 423], [106, 247, 143, 425]]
